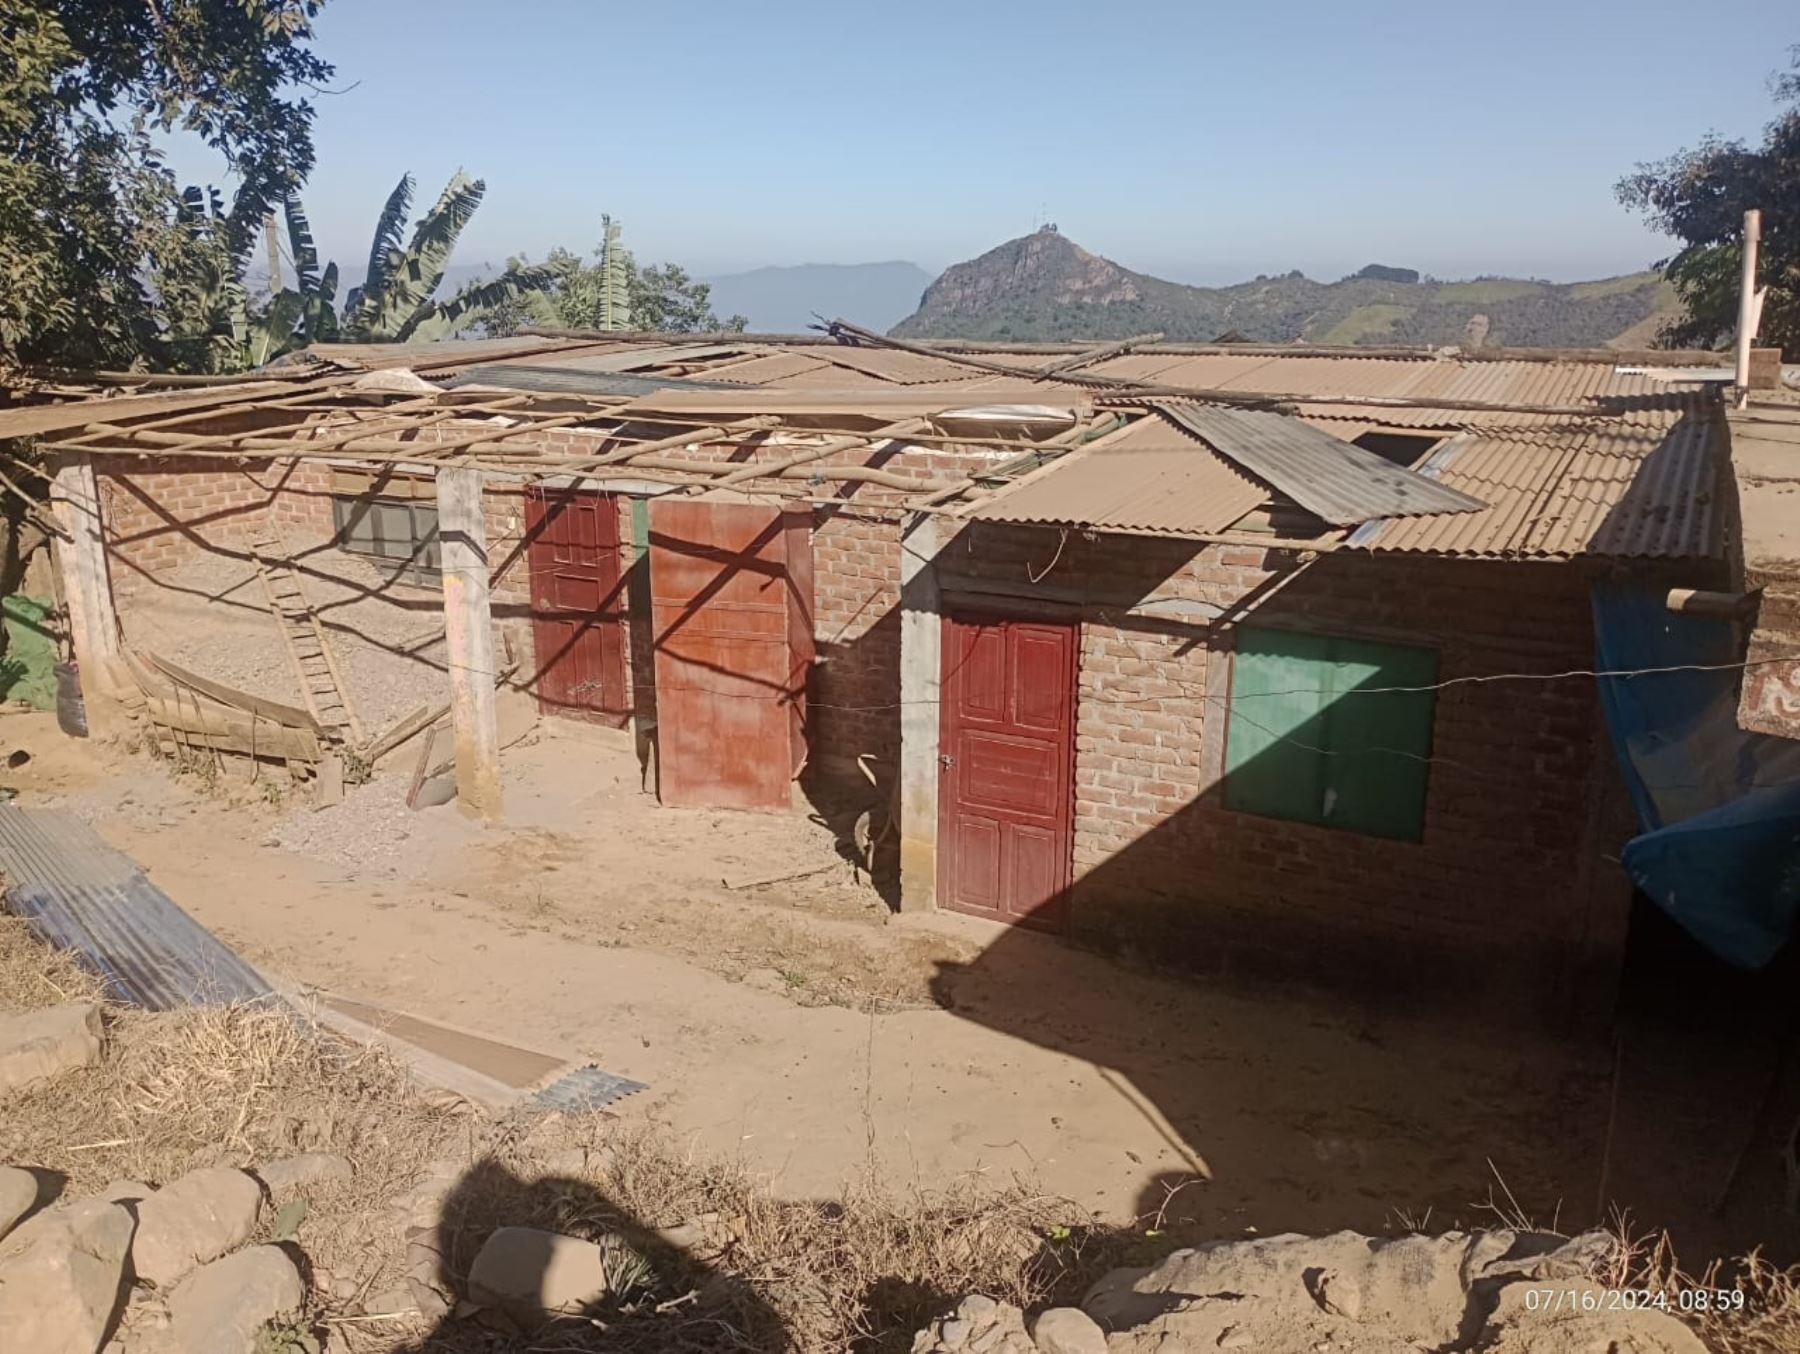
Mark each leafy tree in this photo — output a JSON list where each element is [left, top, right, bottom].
[[482, 221, 747, 337], [0, 0, 331, 370], [630, 262, 746, 333], [1618, 47, 1800, 354]]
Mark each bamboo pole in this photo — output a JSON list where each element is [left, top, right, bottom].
[[709, 417, 929, 489]]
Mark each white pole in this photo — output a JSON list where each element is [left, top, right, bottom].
[[1735, 208, 1763, 403]]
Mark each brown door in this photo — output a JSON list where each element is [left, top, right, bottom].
[[938, 611, 1077, 928], [649, 498, 813, 810], [525, 486, 629, 725]]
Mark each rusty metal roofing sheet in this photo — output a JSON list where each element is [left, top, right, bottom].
[[1155, 401, 1487, 525], [1356, 410, 1721, 559], [704, 352, 837, 386], [448, 365, 742, 397], [966, 415, 1267, 539], [807, 347, 989, 385]]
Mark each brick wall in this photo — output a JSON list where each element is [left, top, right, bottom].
[[99, 455, 334, 594], [932, 520, 1647, 1019]]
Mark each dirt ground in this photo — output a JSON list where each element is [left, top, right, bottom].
[[0, 700, 1792, 1273]]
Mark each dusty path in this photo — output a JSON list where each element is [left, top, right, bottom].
[[6, 710, 1610, 1242]]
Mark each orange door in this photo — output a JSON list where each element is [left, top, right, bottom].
[[648, 499, 812, 809]]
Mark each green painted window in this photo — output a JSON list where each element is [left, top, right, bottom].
[[1223, 626, 1437, 841]]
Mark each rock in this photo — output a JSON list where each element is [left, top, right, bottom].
[[0, 1164, 43, 1239], [1479, 1278, 1708, 1354], [167, 1245, 304, 1354], [0, 1199, 134, 1354], [1029, 1306, 1106, 1354], [911, 1294, 1034, 1353], [1085, 1230, 1477, 1347], [1069, 1228, 1681, 1354], [131, 1167, 262, 1287], [466, 1226, 612, 1329], [95, 1180, 153, 1207], [255, 1152, 353, 1196], [0, 1002, 103, 1095]]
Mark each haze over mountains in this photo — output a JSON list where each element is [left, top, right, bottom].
[[272, 233, 1677, 351], [888, 228, 1680, 348], [702, 262, 932, 335]]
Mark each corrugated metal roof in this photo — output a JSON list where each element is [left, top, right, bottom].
[[1357, 411, 1721, 559], [1155, 401, 1487, 525], [485, 342, 749, 374], [966, 415, 1267, 539], [447, 365, 743, 397], [0, 806, 273, 1010]]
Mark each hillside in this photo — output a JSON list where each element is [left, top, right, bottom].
[[704, 261, 931, 333], [891, 227, 1681, 349]]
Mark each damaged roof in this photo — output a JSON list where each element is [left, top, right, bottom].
[[966, 415, 1270, 539], [1153, 401, 1487, 525], [2, 327, 1727, 563]]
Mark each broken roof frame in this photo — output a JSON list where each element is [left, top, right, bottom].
[[0, 325, 1725, 559]]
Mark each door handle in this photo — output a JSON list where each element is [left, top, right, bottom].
[[938, 754, 955, 770]]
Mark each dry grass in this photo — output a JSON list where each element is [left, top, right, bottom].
[[0, 925, 473, 1301], [0, 914, 108, 1011], [1600, 1223, 1800, 1354], [378, 1115, 1108, 1353]]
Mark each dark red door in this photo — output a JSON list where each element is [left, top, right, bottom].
[[649, 498, 812, 810], [938, 611, 1077, 928], [525, 487, 629, 725]]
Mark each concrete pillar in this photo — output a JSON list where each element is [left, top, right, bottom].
[[897, 511, 949, 911], [49, 453, 121, 688], [436, 466, 502, 821]]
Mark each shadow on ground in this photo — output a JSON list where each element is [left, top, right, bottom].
[[392, 1157, 788, 1353]]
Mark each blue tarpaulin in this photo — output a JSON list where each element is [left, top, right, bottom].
[[1593, 586, 1800, 967]]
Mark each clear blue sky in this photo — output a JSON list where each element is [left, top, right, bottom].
[[168, 0, 1796, 284]]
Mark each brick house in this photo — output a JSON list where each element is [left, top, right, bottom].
[[26, 335, 1729, 1019]]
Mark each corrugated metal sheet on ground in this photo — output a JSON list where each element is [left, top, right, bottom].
[[1358, 412, 1722, 559], [532, 1065, 649, 1113], [1155, 401, 1487, 525], [0, 806, 272, 1010], [966, 413, 1267, 538]]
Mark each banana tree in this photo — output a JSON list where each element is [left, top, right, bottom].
[[340, 171, 558, 343], [243, 194, 339, 365]]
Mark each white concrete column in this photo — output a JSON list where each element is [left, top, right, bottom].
[[436, 466, 502, 821], [898, 511, 949, 911], [49, 452, 121, 688]]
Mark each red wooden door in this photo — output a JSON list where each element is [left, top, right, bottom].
[[938, 612, 1077, 929], [525, 487, 629, 725], [649, 498, 812, 810]]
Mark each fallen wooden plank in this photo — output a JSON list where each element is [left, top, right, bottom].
[[724, 863, 835, 892], [364, 662, 520, 765], [144, 696, 322, 761], [151, 728, 320, 761], [143, 649, 325, 735]]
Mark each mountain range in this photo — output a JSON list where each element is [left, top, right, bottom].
[[888, 227, 1680, 348]]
